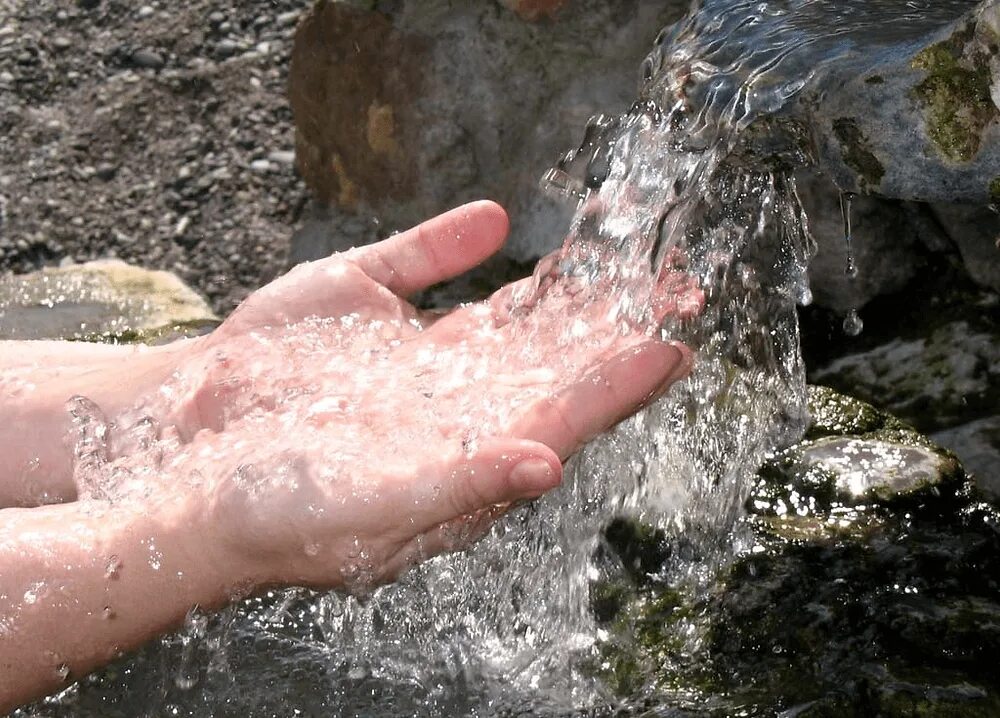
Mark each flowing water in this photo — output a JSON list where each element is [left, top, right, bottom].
[[18, 0, 983, 716]]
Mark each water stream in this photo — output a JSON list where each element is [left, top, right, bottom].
[[20, 0, 983, 716]]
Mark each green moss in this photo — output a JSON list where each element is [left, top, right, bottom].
[[831, 118, 885, 189], [990, 176, 1000, 205], [911, 26, 997, 162]]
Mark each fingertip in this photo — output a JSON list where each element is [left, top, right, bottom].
[[509, 449, 563, 498], [665, 340, 695, 383], [459, 200, 510, 255]]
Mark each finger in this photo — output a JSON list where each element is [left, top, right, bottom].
[[409, 437, 562, 532], [509, 339, 693, 459], [345, 200, 510, 297]]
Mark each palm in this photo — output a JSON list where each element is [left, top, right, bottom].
[[123, 202, 699, 590]]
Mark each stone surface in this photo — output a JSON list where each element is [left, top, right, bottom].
[[794, 0, 1000, 205], [796, 172, 940, 312], [933, 415, 1000, 495], [499, 0, 571, 22], [589, 387, 1000, 716], [811, 318, 999, 433], [287, 0, 689, 266], [931, 202, 1000, 292], [0, 259, 218, 341]]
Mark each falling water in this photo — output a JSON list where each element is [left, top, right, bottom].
[[20, 0, 983, 716]]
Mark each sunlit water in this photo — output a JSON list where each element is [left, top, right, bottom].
[[19, 0, 981, 715]]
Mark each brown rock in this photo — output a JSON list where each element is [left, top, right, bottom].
[[288, 1, 425, 207]]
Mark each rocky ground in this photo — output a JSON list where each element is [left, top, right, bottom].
[[0, 0, 311, 314]]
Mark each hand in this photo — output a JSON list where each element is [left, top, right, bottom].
[[101, 201, 701, 593]]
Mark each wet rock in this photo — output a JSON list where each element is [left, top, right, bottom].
[[591, 387, 1000, 716], [811, 318, 1000, 433], [796, 172, 938, 312], [795, 0, 1000, 205], [0, 259, 218, 342]]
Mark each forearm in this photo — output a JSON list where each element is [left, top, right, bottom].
[[0, 498, 240, 712], [0, 340, 191, 507]]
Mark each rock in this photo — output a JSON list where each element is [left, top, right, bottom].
[[589, 387, 1000, 715], [796, 171, 935, 312], [933, 416, 1000, 497], [289, 2, 426, 209], [795, 0, 999, 204], [930, 202, 1000, 292], [288, 0, 689, 264], [249, 158, 272, 174], [0, 259, 218, 342], [499, 0, 570, 21], [811, 318, 1000, 433], [130, 48, 165, 70]]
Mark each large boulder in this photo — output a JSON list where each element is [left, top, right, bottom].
[[287, 0, 689, 266]]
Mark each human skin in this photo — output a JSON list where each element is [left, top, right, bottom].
[[0, 201, 697, 711]]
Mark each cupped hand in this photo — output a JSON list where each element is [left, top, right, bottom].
[[106, 201, 701, 593]]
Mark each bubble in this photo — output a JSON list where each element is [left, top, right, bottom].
[[105, 555, 123, 579], [842, 309, 864, 336]]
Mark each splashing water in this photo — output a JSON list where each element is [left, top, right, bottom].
[[33, 0, 981, 715]]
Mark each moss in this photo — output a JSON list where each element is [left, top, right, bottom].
[[990, 176, 1000, 205], [70, 318, 220, 344], [865, 75, 884, 84], [911, 25, 997, 163], [831, 118, 885, 189], [805, 385, 893, 439]]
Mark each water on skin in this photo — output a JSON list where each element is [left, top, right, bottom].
[[23, 0, 981, 715]]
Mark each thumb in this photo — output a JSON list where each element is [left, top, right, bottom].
[[421, 438, 562, 529]]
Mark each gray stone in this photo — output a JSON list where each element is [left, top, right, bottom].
[[933, 416, 1000, 496], [931, 202, 1000, 292], [797, 436, 959, 501], [0, 259, 217, 341], [131, 48, 165, 70], [792, 0, 1000, 204], [796, 172, 937, 312], [811, 318, 1000, 432], [288, 0, 689, 264]]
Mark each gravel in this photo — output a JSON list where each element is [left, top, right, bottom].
[[0, 0, 313, 314]]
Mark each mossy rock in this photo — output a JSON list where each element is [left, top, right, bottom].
[[0, 259, 219, 343], [588, 387, 1000, 716]]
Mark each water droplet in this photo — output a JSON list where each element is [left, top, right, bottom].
[[55, 663, 70, 682], [304, 541, 320, 557], [797, 286, 813, 306], [175, 674, 197, 690], [102, 606, 115, 620], [843, 310, 864, 336], [105, 555, 122, 579], [839, 192, 859, 280]]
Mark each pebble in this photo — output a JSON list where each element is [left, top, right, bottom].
[[131, 49, 165, 69], [215, 39, 239, 58], [95, 163, 118, 181], [52, 36, 73, 51], [276, 11, 300, 27], [136, 6, 155, 19], [250, 159, 272, 174], [267, 150, 295, 166]]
